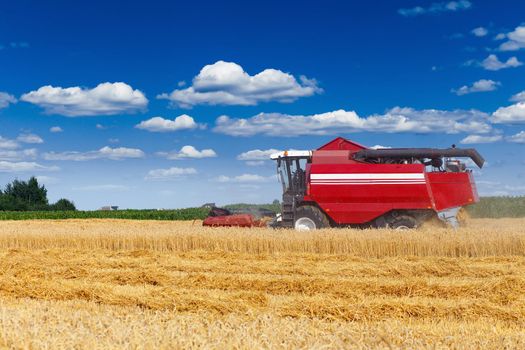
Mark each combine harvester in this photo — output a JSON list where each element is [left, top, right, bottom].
[[203, 137, 484, 230]]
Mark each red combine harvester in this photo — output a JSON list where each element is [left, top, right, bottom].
[[203, 137, 484, 230]]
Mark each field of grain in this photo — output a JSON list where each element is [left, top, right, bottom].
[[0, 219, 524, 349]]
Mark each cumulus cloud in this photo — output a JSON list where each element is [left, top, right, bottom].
[[50, 126, 63, 133], [17, 133, 43, 144], [157, 145, 217, 160], [43, 146, 145, 161], [20, 82, 148, 117], [398, 1, 471, 16], [214, 107, 492, 137], [135, 115, 202, 132], [480, 54, 522, 71], [0, 136, 19, 149], [145, 167, 197, 181], [237, 149, 281, 161], [507, 131, 525, 143], [471, 27, 488, 37], [510, 91, 525, 102], [0, 148, 38, 161], [498, 25, 525, 51], [460, 134, 503, 144], [0, 92, 16, 108], [0, 161, 58, 173], [72, 184, 130, 192], [215, 174, 276, 183], [453, 79, 500, 96], [492, 102, 525, 124], [157, 61, 321, 108]]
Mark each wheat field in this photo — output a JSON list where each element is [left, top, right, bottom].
[[0, 219, 524, 349]]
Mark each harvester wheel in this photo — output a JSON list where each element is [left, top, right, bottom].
[[390, 215, 419, 230], [294, 206, 330, 231]]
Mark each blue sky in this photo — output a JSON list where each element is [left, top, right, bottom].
[[1, 0, 524, 209]]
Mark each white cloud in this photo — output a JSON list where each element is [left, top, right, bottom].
[[498, 25, 525, 51], [20, 82, 148, 117], [460, 134, 503, 144], [72, 184, 130, 192], [50, 126, 63, 133], [157, 145, 217, 160], [35, 176, 59, 185], [214, 107, 492, 137], [0, 136, 19, 149], [215, 174, 276, 183], [0, 92, 16, 108], [370, 145, 392, 149], [0, 161, 58, 173], [507, 131, 525, 143], [0, 148, 38, 161], [471, 27, 488, 37], [492, 102, 525, 124], [480, 54, 522, 71], [96, 124, 106, 130], [398, 1, 471, 16], [453, 79, 500, 96], [17, 133, 43, 144], [135, 115, 202, 132], [157, 61, 321, 107], [237, 149, 281, 161], [510, 91, 525, 102], [245, 161, 266, 167], [43, 146, 145, 161], [145, 167, 197, 181]]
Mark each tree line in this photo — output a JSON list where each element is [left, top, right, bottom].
[[0, 177, 76, 211]]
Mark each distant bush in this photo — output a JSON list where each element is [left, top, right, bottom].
[[0, 208, 209, 221], [225, 202, 281, 214], [466, 197, 525, 218]]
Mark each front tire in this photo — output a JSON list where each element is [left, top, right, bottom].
[[389, 215, 419, 230], [294, 206, 330, 231]]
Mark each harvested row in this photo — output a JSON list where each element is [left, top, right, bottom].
[[1, 249, 524, 323], [1, 298, 524, 349]]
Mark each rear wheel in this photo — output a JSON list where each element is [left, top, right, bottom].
[[294, 206, 330, 231], [389, 215, 419, 230]]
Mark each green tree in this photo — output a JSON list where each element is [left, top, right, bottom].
[[0, 177, 76, 212], [3, 177, 48, 210]]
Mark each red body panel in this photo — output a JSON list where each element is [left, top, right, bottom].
[[305, 147, 478, 224], [427, 172, 478, 210]]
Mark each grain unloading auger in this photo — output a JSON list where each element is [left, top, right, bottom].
[[203, 137, 484, 230]]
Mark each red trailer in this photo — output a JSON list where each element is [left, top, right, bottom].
[[204, 137, 484, 230]]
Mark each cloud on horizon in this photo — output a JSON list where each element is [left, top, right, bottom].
[[214, 107, 492, 137], [135, 115, 202, 132], [43, 146, 145, 161], [157, 145, 217, 160]]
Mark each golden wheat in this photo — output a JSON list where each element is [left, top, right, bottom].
[[0, 218, 524, 349], [0, 218, 524, 257]]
